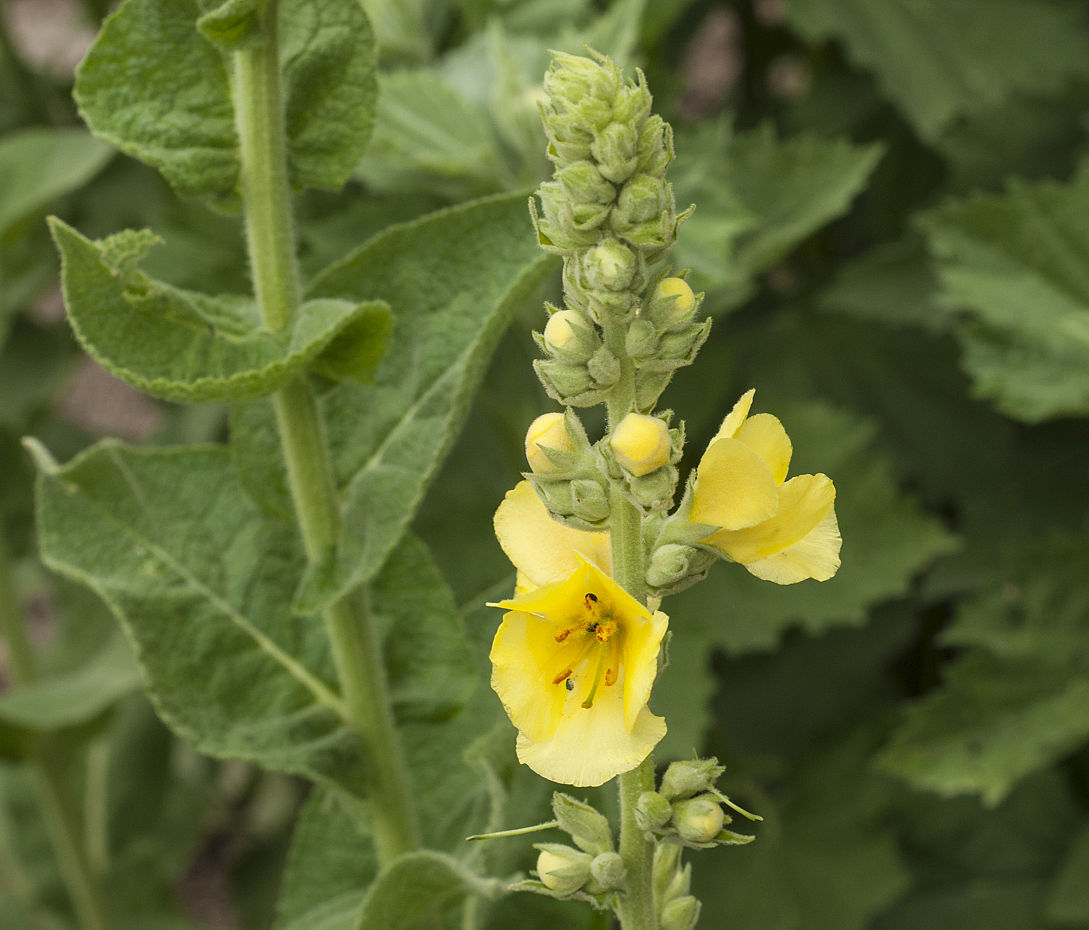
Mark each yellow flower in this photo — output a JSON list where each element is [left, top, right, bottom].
[[691, 389, 841, 585], [489, 482, 668, 786]]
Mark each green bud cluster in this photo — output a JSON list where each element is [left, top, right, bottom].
[[634, 758, 761, 851], [530, 50, 707, 418], [642, 477, 720, 597], [517, 793, 626, 908]]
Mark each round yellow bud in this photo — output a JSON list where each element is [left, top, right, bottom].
[[672, 795, 725, 844], [537, 847, 591, 895], [543, 309, 583, 354], [611, 413, 671, 477], [656, 277, 695, 313], [525, 412, 574, 473]]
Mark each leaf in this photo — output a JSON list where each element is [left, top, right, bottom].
[[877, 530, 1089, 805], [695, 731, 910, 930], [50, 218, 385, 403], [782, 0, 1089, 140], [923, 162, 1089, 423], [34, 441, 366, 797], [274, 789, 376, 930], [670, 402, 957, 654], [75, 0, 377, 202], [289, 193, 555, 612], [0, 636, 141, 758], [0, 128, 113, 236], [356, 69, 502, 198], [1046, 822, 1089, 924], [355, 850, 500, 930], [673, 122, 883, 304]]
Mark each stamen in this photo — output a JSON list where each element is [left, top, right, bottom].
[[552, 668, 573, 685], [604, 635, 621, 687]]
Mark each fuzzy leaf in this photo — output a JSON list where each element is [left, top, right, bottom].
[[50, 218, 384, 403], [782, 0, 1089, 140], [923, 162, 1089, 422], [287, 194, 554, 612], [0, 128, 113, 235], [75, 0, 376, 202], [0, 635, 140, 758], [34, 441, 366, 796]]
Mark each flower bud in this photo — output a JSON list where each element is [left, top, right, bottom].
[[617, 174, 668, 224], [661, 895, 701, 930], [592, 121, 639, 183], [612, 79, 652, 126], [553, 792, 614, 854], [660, 758, 725, 801], [587, 346, 621, 387], [525, 413, 575, 473], [570, 478, 610, 524], [628, 466, 679, 512], [556, 160, 616, 205], [589, 851, 627, 892], [544, 52, 619, 114], [579, 239, 638, 291], [646, 544, 695, 589], [625, 318, 659, 358], [543, 308, 597, 361], [634, 790, 673, 831], [534, 358, 601, 406], [647, 277, 696, 329], [636, 114, 673, 175], [536, 844, 592, 896], [611, 413, 670, 477], [672, 795, 725, 845], [652, 842, 683, 900]]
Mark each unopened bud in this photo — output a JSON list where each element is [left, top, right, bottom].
[[525, 413, 574, 473], [571, 479, 610, 524], [661, 895, 701, 930], [535, 358, 599, 405], [634, 790, 673, 831], [556, 160, 616, 205], [672, 795, 725, 844], [611, 413, 670, 477], [544, 308, 596, 361], [592, 121, 639, 183], [625, 318, 659, 358], [646, 544, 695, 589], [589, 851, 627, 892], [587, 346, 621, 386], [652, 842, 683, 899], [536, 844, 592, 896], [648, 277, 695, 328], [660, 758, 724, 801], [580, 239, 638, 291], [617, 174, 668, 224], [629, 466, 678, 512]]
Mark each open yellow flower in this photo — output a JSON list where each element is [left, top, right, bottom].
[[489, 482, 668, 787], [691, 389, 841, 585]]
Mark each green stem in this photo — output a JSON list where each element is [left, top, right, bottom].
[[606, 483, 657, 930], [1, 539, 107, 930], [232, 3, 420, 864]]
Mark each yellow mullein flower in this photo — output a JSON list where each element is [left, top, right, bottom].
[[489, 482, 668, 786], [489, 557, 668, 787], [691, 389, 841, 585]]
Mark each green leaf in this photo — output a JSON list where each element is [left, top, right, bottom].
[[75, 0, 377, 201], [877, 530, 1089, 805], [923, 162, 1089, 423], [355, 850, 500, 930], [34, 441, 366, 797], [75, 0, 238, 203], [356, 70, 502, 198], [1047, 822, 1089, 923], [673, 122, 883, 304], [290, 193, 555, 612], [782, 0, 1089, 140], [0, 636, 140, 758], [197, 0, 263, 50], [0, 128, 113, 236], [310, 302, 393, 385], [274, 789, 375, 930], [50, 218, 383, 403]]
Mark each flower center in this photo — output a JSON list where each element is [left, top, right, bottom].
[[550, 592, 622, 708]]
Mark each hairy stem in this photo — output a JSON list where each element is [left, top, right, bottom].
[[605, 484, 658, 930], [1, 538, 107, 930], [232, 1, 420, 862]]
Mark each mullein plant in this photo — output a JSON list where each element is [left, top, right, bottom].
[[480, 52, 842, 930]]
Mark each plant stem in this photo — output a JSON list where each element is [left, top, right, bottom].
[[0, 538, 107, 930], [232, 1, 420, 863], [605, 481, 658, 930]]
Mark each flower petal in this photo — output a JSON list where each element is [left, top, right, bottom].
[[516, 688, 666, 787], [744, 508, 842, 584], [494, 481, 610, 587], [691, 437, 779, 530], [712, 388, 755, 441], [735, 412, 792, 485], [489, 610, 568, 743], [620, 610, 668, 732], [708, 474, 840, 583]]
